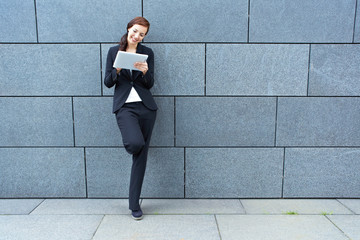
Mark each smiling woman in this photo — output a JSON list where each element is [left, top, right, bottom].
[[103, 16, 157, 221], [119, 17, 150, 52]]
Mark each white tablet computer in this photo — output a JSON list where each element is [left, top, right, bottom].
[[113, 51, 148, 71]]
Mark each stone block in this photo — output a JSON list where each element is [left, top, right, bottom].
[[276, 97, 360, 146], [309, 44, 360, 96], [73, 97, 174, 147], [0, 44, 101, 96], [86, 148, 184, 198], [185, 148, 283, 198], [152, 97, 175, 146], [0, 215, 102, 240], [0, 0, 37, 42], [0, 97, 74, 146], [86, 148, 131, 197], [36, 0, 141, 42], [283, 148, 360, 197], [73, 97, 121, 147], [328, 215, 360, 240], [31, 199, 129, 214], [141, 199, 245, 214], [143, 0, 248, 42], [250, 0, 356, 43], [93, 215, 220, 240], [216, 215, 346, 240], [355, 3, 360, 42], [147, 44, 205, 95], [142, 148, 184, 198], [206, 44, 309, 96], [0, 199, 44, 214], [338, 199, 360, 214], [241, 199, 353, 215], [0, 148, 86, 198], [176, 97, 276, 146]]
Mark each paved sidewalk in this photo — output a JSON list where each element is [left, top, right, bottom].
[[0, 199, 359, 240]]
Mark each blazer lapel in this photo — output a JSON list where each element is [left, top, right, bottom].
[[133, 69, 142, 80]]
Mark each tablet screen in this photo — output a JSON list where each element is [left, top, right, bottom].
[[113, 51, 148, 71]]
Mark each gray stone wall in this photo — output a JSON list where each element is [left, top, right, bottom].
[[1, 0, 359, 198]]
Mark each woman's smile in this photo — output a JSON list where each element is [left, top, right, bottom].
[[130, 36, 139, 43]]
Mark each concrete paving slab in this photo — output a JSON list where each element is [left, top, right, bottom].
[[216, 215, 348, 240], [0, 199, 43, 214], [141, 199, 245, 214], [31, 199, 129, 215], [93, 215, 220, 240], [338, 199, 360, 214], [0, 215, 103, 240], [241, 199, 353, 215], [328, 215, 360, 240]]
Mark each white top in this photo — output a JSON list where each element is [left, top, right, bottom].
[[125, 87, 142, 103], [125, 70, 142, 103]]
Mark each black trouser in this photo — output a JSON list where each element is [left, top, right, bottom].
[[115, 102, 156, 210]]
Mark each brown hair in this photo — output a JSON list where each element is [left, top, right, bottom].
[[119, 17, 150, 51]]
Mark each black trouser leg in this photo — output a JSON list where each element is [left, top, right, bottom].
[[115, 102, 156, 210]]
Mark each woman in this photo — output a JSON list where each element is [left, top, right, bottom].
[[104, 17, 157, 220]]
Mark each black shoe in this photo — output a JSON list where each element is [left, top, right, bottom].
[[131, 209, 143, 220]]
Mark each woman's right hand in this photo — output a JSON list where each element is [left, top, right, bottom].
[[116, 68, 122, 74]]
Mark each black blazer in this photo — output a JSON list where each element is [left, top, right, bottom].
[[104, 43, 157, 113]]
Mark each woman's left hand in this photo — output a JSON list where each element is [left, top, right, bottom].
[[134, 61, 148, 75]]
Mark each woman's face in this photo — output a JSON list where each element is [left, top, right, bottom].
[[127, 24, 148, 46]]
